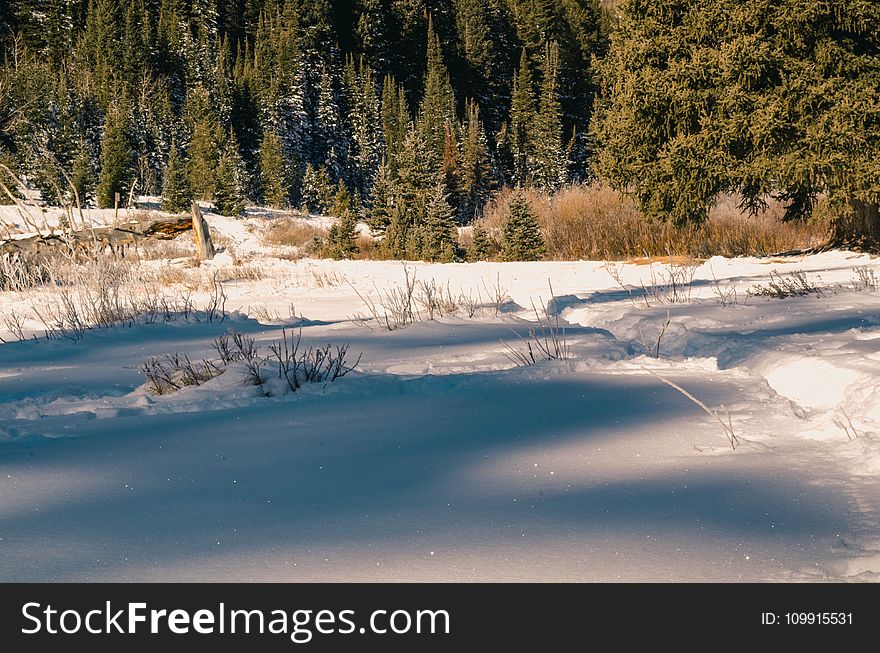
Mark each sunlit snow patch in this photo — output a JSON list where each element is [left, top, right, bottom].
[[762, 358, 862, 411]]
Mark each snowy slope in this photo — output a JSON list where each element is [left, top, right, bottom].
[[1, 215, 879, 581]]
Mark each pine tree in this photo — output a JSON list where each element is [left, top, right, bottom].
[[386, 126, 439, 256], [213, 131, 246, 216], [315, 64, 348, 183], [161, 141, 192, 213], [532, 41, 567, 193], [420, 183, 458, 262], [186, 92, 224, 200], [418, 15, 457, 164], [381, 74, 410, 175], [70, 140, 96, 208], [510, 47, 536, 186], [96, 104, 133, 208], [366, 161, 395, 236], [596, 0, 880, 244], [325, 212, 359, 259], [502, 191, 544, 261], [470, 221, 491, 261], [458, 100, 492, 221], [301, 163, 335, 214], [260, 129, 294, 208], [345, 57, 384, 200]]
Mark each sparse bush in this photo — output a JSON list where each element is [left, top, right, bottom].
[[143, 327, 360, 397], [262, 217, 326, 255], [501, 286, 570, 366], [269, 327, 361, 392], [751, 270, 821, 299]]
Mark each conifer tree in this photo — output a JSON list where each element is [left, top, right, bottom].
[[381, 74, 410, 175], [509, 47, 536, 187], [315, 64, 348, 183], [71, 140, 96, 208], [418, 15, 457, 164], [470, 221, 491, 261], [366, 161, 395, 236], [458, 100, 492, 221], [301, 163, 335, 214], [187, 92, 224, 200], [502, 191, 544, 261], [420, 183, 458, 262], [213, 131, 246, 216], [532, 41, 567, 193], [260, 129, 294, 208], [596, 0, 880, 245], [161, 140, 192, 213], [96, 104, 134, 208], [324, 177, 359, 259]]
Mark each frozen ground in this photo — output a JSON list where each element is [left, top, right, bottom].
[[1, 208, 879, 581]]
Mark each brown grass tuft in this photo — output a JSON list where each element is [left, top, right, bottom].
[[479, 183, 829, 261], [262, 216, 326, 253]]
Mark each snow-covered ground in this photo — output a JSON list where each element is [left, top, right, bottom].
[[1, 207, 879, 581]]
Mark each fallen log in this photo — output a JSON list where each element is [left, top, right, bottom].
[[0, 214, 194, 256]]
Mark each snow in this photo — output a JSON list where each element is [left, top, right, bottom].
[[1, 208, 880, 581]]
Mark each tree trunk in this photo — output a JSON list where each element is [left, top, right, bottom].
[[828, 199, 880, 252], [191, 201, 215, 261]]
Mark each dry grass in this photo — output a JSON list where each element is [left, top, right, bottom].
[[479, 183, 830, 261], [136, 233, 199, 261], [262, 215, 326, 254]]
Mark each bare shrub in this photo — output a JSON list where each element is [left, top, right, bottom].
[[459, 288, 482, 318], [416, 279, 459, 320], [501, 284, 571, 366], [351, 264, 418, 330], [481, 272, 510, 317], [751, 270, 821, 298], [606, 257, 698, 307], [140, 353, 222, 395], [0, 250, 56, 291], [144, 327, 360, 396], [213, 330, 258, 363], [1, 308, 27, 342], [269, 327, 361, 392], [852, 266, 877, 291], [204, 274, 227, 322]]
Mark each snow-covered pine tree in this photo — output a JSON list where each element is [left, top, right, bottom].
[[161, 140, 192, 213], [502, 191, 544, 261], [301, 163, 334, 214], [418, 14, 457, 169], [315, 64, 349, 184], [344, 56, 384, 201], [96, 103, 134, 208], [366, 161, 395, 237], [470, 221, 491, 261], [420, 183, 458, 262], [213, 130, 246, 216], [532, 41, 567, 193], [458, 99, 492, 222], [510, 47, 536, 187], [259, 129, 294, 208]]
